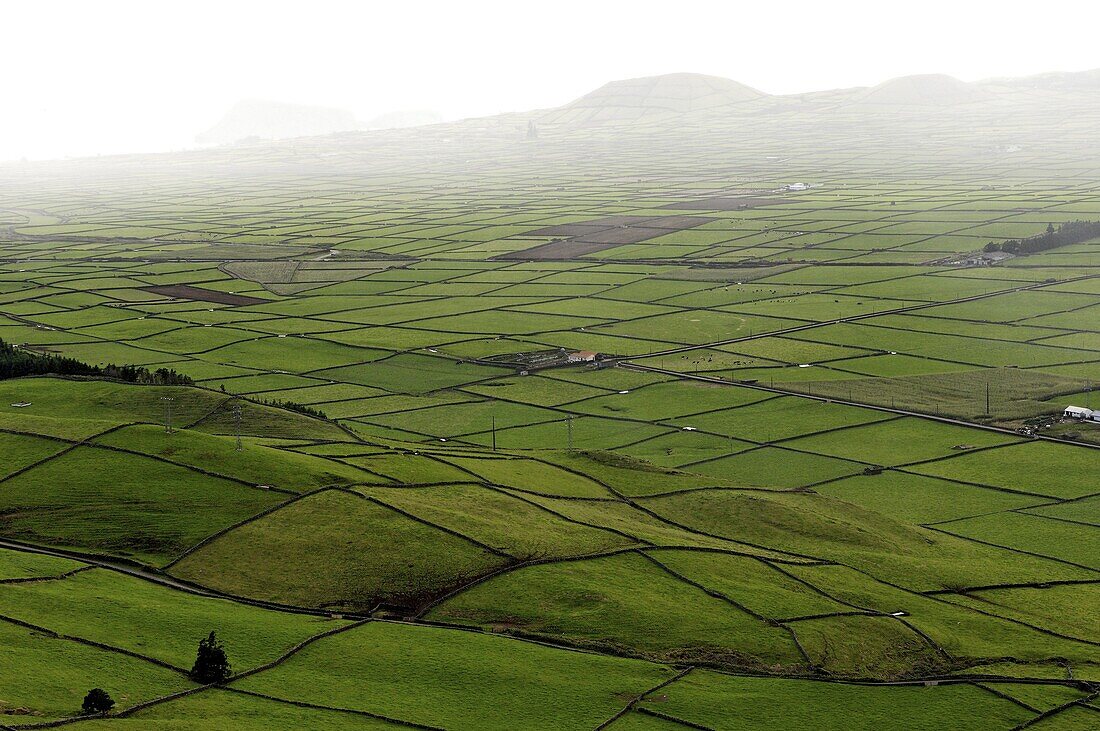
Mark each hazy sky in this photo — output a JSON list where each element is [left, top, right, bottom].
[[4, 0, 1098, 161]]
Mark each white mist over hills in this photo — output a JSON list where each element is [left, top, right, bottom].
[[196, 101, 443, 146], [68, 67, 1100, 154], [3, 0, 1099, 162], [526, 69, 1100, 130]]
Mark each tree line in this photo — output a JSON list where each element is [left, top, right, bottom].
[[0, 338, 192, 385], [984, 220, 1100, 255], [255, 396, 328, 419]]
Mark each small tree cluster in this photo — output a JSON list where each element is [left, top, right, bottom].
[[81, 688, 114, 715], [190, 631, 232, 683], [254, 397, 328, 419]]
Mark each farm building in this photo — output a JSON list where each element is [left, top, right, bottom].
[[568, 350, 600, 363], [1063, 405, 1095, 420]]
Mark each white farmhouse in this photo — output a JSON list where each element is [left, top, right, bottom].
[[1064, 405, 1094, 420]]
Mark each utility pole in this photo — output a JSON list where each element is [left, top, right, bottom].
[[160, 396, 174, 434], [233, 403, 243, 452], [491, 414, 497, 452], [567, 416, 574, 451], [985, 380, 991, 416]]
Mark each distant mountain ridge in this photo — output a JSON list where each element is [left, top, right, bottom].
[[540, 72, 766, 125], [533, 68, 1100, 127], [852, 74, 992, 106]]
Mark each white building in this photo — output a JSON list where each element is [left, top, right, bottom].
[[1064, 405, 1094, 420]]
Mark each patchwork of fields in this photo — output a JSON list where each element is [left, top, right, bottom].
[[0, 75, 1098, 728]]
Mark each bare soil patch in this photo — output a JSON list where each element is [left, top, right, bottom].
[[141, 284, 269, 307]]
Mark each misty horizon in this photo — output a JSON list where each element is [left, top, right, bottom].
[[4, 0, 1100, 161], [5, 64, 1100, 164]]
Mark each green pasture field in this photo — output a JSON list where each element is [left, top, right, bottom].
[[0, 568, 347, 670], [537, 449, 740, 496], [785, 367, 1088, 422], [908, 441, 1100, 500], [816, 471, 1044, 523], [75, 688, 406, 730], [638, 669, 1034, 730], [434, 455, 611, 496], [934, 512, 1098, 569], [617, 431, 757, 469], [0, 620, 192, 721], [0, 430, 71, 479], [684, 446, 867, 486], [568, 380, 774, 421], [460, 414, 674, 451], [682, 395, 893, 441], [1022, 494, 1100, 524], [234, 620, 677, 730], [511, 491, 798, 558], [638, 490, 1095, 590], [1, 82, 1099, 728], [720, 335, 875, 363], [358, 483, 632, 558], [429, 551, 804, 668], [90, 425, 366, 490], [0, 446, 286, 563], [0, 545, 84, 579], [337, 451, 472, 483], [643, 549, 849, 618], [943, 583, 1099, 643], [780, 417, 1021, 466], [362, 400, 562, 441], [170, 487, 510, 610]]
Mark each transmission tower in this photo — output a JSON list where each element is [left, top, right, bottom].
[[160, 396, 174, 434], [233, 403, 243, 452]]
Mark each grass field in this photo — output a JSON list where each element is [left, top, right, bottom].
[[0, 69, 1098, 728]]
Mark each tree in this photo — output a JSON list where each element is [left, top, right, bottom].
[[0, 337, 192, 385], [81, 688, 115, 715], [190, 631, 231, 683]]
